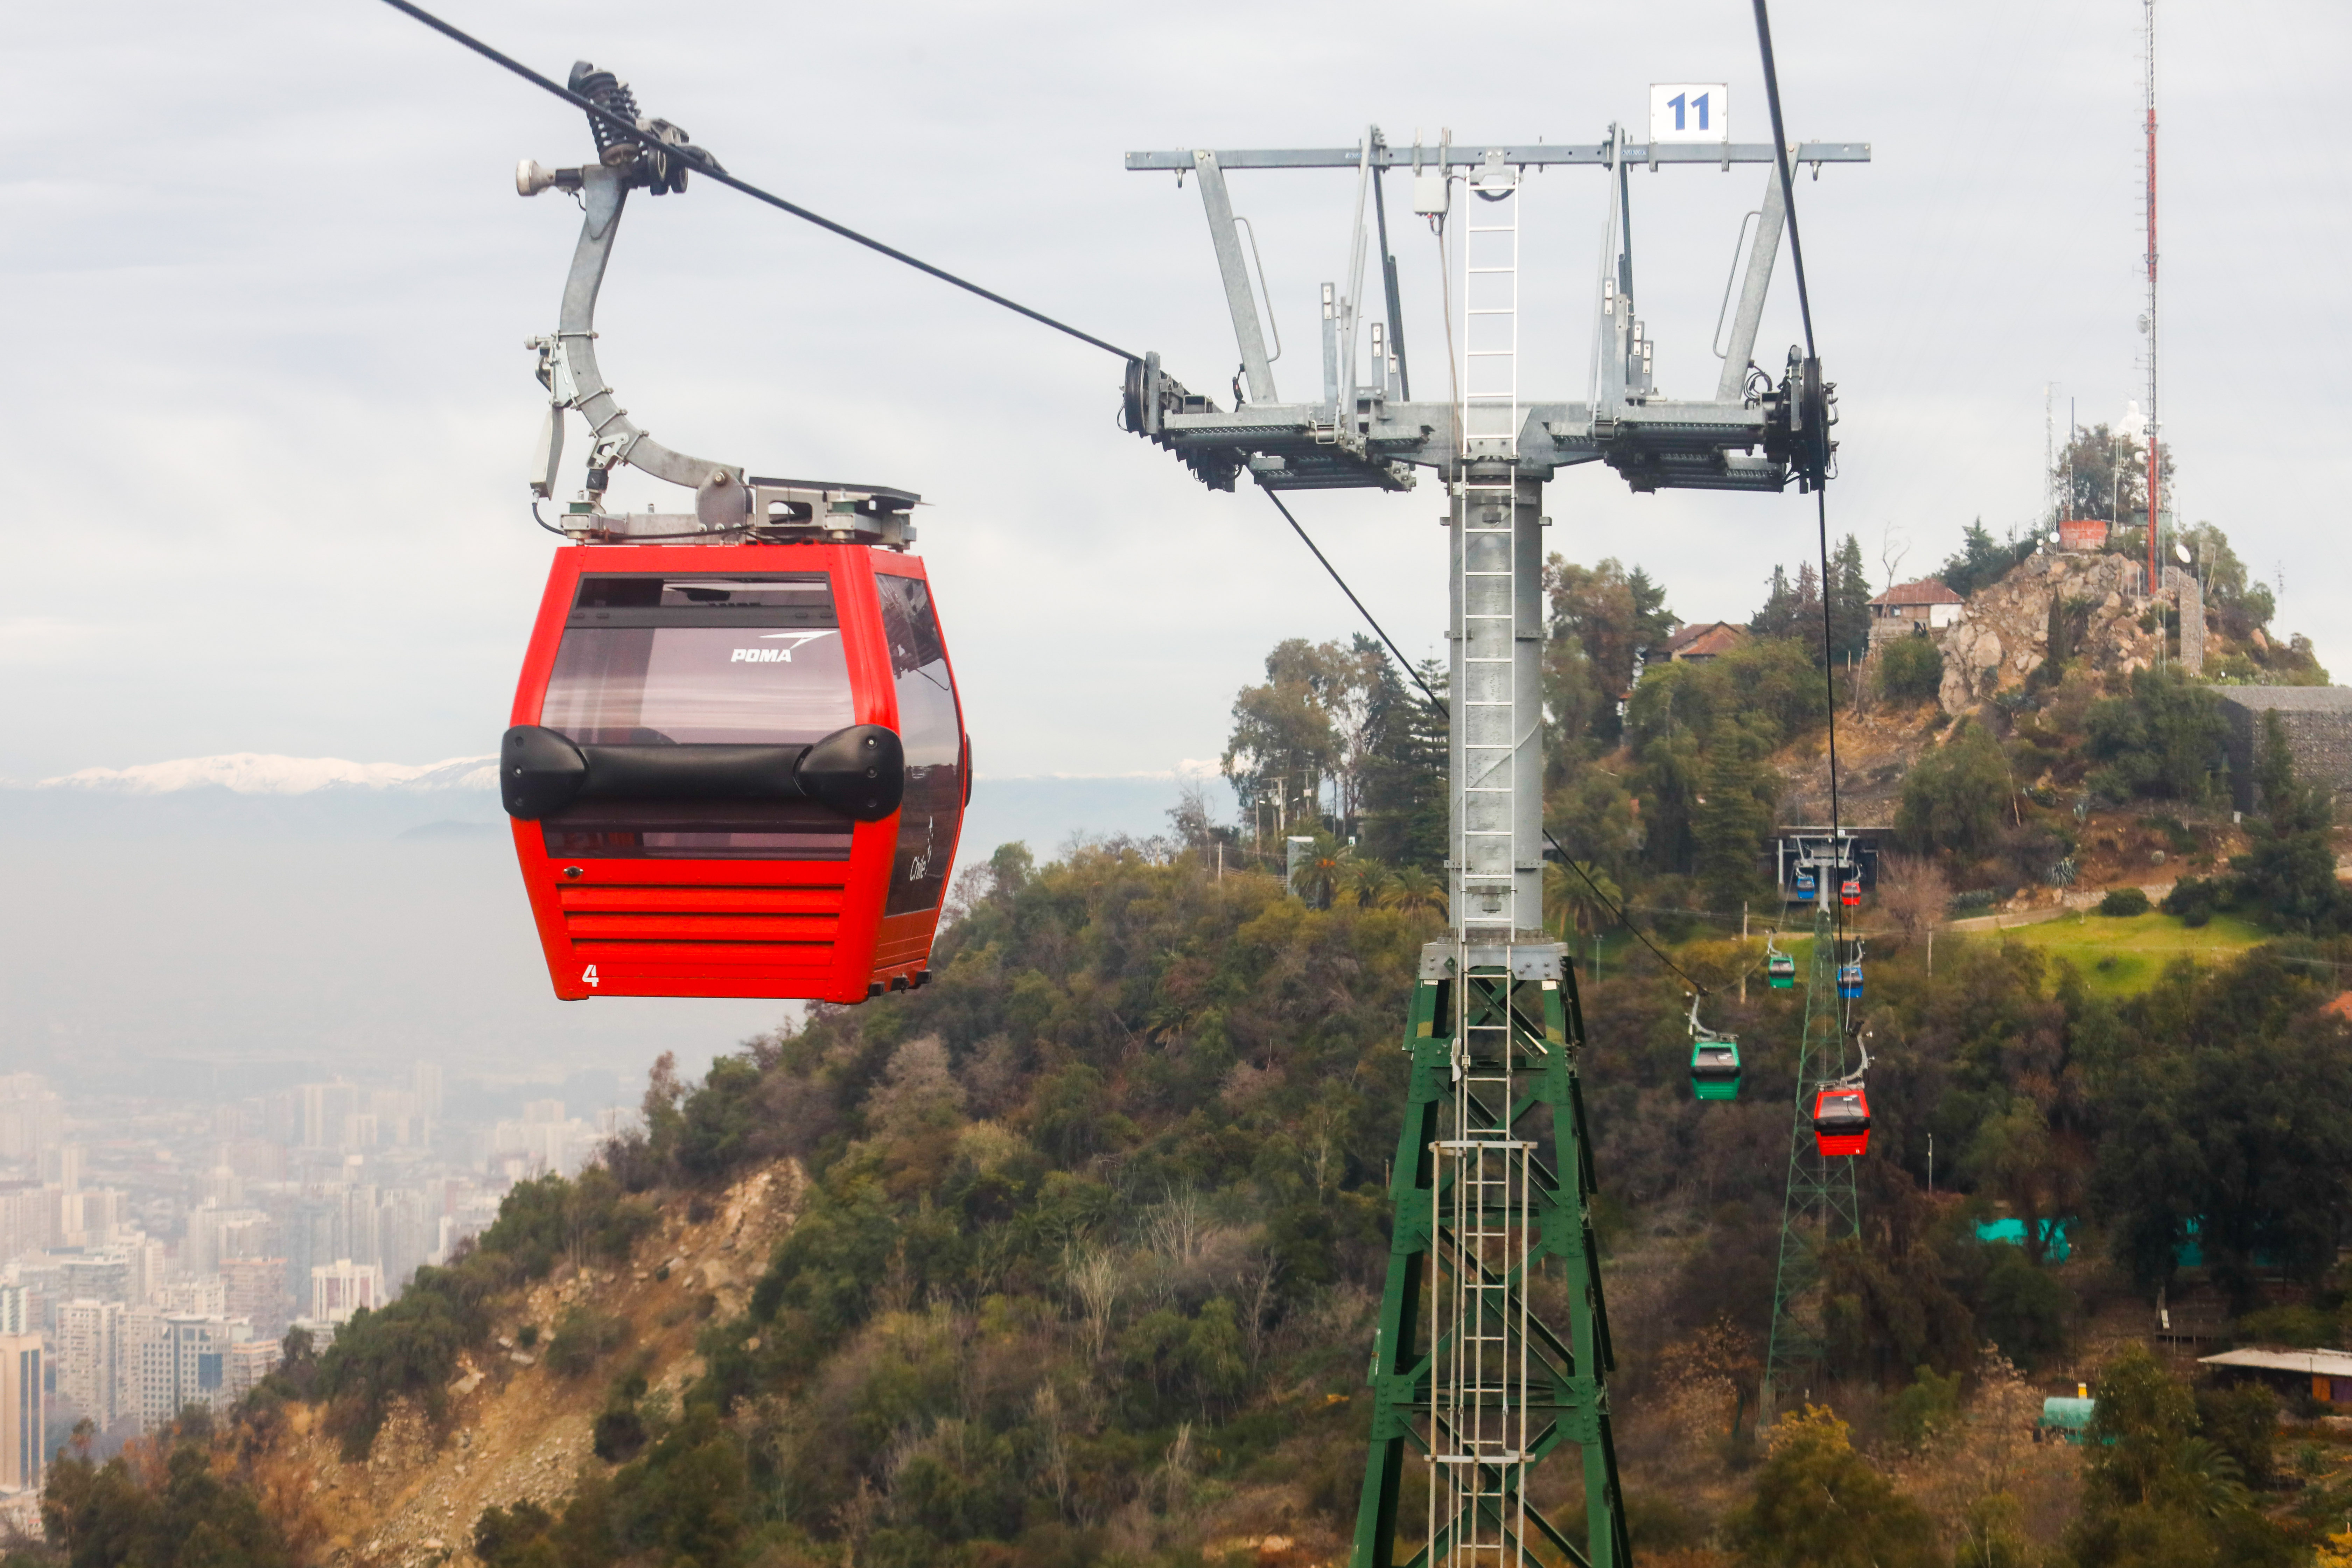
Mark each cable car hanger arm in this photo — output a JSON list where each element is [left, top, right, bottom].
[[525, 158, 746, 521]]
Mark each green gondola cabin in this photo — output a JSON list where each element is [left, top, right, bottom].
[[1690, 1038, 1743, 1100]]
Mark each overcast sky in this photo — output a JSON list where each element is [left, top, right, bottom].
[[5, 0, 2348, 788]]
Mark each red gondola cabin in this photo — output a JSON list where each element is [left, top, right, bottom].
[[501, 527, 966, 1005], [1812, 1086, 1871, 1158]]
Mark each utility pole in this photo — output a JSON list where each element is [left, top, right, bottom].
[[1126, 110, 1868, 1568]]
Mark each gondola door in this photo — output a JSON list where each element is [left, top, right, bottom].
[[868, 563, 967, 983]]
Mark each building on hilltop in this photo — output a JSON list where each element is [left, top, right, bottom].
[[1659, 621, 1747, 665], [2215, 687, 2352, 811], [1867, 579, 1964, 646]]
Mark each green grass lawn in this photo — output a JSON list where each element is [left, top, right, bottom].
[[1969, 909, 2270, 996]]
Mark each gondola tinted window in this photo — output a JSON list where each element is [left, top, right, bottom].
[[543, 574, 853, 744], [876, 572, 962, 916], [539, 574, 857, 858]]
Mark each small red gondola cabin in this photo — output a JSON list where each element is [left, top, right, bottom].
[[1812, 1086, 1871, 1158], [500, 484, 965, 1005]]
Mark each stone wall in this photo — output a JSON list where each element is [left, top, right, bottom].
[[1934, 551, 2160, 713], [2216, 687, 2352, 810]]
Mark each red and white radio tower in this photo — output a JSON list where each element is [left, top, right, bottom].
[[2143, 0, 2161, 592]]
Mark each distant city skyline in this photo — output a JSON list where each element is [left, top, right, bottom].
[[0, 1061, 642, 1459]]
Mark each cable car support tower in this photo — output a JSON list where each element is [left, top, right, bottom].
[[1758, 836, 1862, 1426], [1124, 104, 1865, 1568]]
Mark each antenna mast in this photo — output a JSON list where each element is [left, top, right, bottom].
[[2143, 0, 2161, 592]]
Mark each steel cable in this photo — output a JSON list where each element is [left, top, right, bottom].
[[1259, 486, 1713, 998], [374, 0, 1142, 364], [1754, 0, 1854, 1015]]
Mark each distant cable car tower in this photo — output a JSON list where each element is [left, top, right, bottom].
[[1759, 833, 1863, 1426]]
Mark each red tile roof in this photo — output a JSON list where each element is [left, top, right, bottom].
[[1870, 578, 1963, 608], [1664, 621, 1747, 660]]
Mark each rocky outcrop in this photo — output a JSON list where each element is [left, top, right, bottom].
[[1934, 551, 2165, 713], [249, 1161, 804, 1568]]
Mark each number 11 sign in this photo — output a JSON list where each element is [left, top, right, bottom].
[[1650, 83, 1729, 144]]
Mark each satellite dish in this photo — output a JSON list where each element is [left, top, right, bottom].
[[2175, 542, 2192, 565]]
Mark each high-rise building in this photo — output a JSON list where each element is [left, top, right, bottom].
[[0, 1287, 27, 1337], [0, 1335, 42, 1492], [0, 1079, 64, 1165], [412, 1062, 444, 1122], [375, 1189, 433, 1296], [0, 1183, 56, 1265], [59, 1188, 122, 1249], [154, 1278, 225, 1318], [226, 1338, 279, 1401], [308, 1259, 382, 1324], [55, 1300, 122, 1432], [219, 1257, 290, 1342], [124, 1311, 251, 1432], [123, 1236, 167, 1306], [182, 1205, 270, 1278], [299, 1084, 357, 1151], [38, 1145, 82, 1193]]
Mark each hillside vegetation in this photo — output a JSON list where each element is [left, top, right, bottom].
[[17, 828, 2352, 1568]]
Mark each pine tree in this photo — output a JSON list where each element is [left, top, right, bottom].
[[1357, 655, 1448, 872], [1750, 564, 1799, 638], [1830, 534, 1872, 663], [2232, 712, 2343, 926], [1692, 730, 1778, 908]]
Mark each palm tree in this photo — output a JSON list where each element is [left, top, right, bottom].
[[1290, 831, 1349, 909], [1344, 856, 1398, 909], [1544, 859, 1621, 940], [1386, 866, 1447, 918]]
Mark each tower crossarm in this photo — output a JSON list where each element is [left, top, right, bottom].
[[1121, 133, 1863, 496], [1125, 141, 1870, 173]]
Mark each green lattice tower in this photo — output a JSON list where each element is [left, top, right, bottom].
[[1351, 948, 1629, 1568], [1758, 896, 1860, 1427]]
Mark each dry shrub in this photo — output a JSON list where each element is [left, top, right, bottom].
[[1891, 1350, 2080, 1563]]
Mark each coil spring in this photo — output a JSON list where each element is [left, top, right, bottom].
[[566, 61, 642, 161]]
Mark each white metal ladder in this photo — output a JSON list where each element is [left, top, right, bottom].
[[1454, 155, 1521, 936], [1458, 154, 1521, 459], [1429, 947, 1534, 1568]]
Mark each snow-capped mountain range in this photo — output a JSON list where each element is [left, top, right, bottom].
[[2, 751, 1203, 850], [39, 752, 497, 794]]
